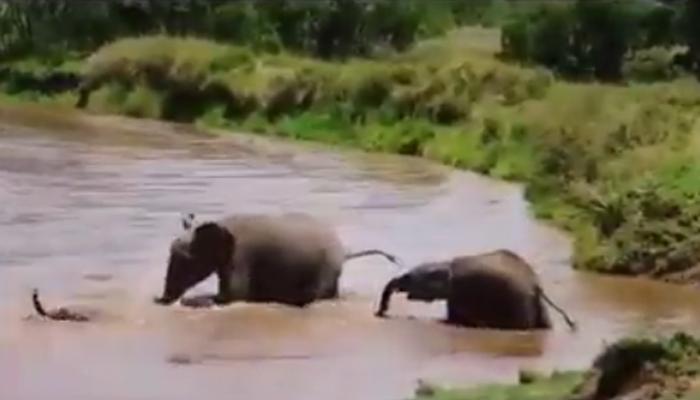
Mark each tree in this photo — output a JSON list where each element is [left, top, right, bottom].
[[573, 0, 639, 81], [680, 0, 700, 73]]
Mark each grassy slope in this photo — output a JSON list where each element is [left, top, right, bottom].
[[3, 28, 700, 279], [416, 332, 700, 400], [415, 371, 584, 400]]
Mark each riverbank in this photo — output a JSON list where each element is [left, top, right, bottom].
[[3, 30, 700, 283], [415, 332, 700, 400]]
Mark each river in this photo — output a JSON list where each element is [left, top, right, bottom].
[[1, 105, 700, 400]]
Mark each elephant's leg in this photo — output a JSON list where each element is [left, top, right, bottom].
[[319, 270, 341, 300], [291, 267, 322, 307], [180, 287, 247, 308], [319, 280, 338, 299], [214, 264, 234, 304], [180, 293, 219, 308], [246, 260, 318, 306], [180, 268, 247, 309], [446, 298, 476, 326], [447, 286, 532, 330], [493, 298, 532, 330], [446, 302, 486, 328]]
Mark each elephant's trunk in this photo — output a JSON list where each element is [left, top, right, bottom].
[[375, 277, 402, 317]]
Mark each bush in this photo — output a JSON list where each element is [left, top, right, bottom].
[[86, 83, 130, 114], [84, 36, 254, 90], [679, 0, 700, 73], [501, 19, 531, 62], [500, 0, 684, 81], [530, 5, 577, 74], [623, 47, 683, 82], [0, 0, 456, 60], [122, 85, 162, 119], [359, 119, 436, 155], [209, 2, 281, 52], [80, 35, 548, 126]]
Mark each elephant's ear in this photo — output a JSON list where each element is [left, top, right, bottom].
[[190, 222, 235, 266]]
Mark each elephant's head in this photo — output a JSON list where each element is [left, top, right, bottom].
[[154, 221, 235, 305], [375, 261, 450, 317]]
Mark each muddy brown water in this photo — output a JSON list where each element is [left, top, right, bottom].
[[2, 105, 700, 400]]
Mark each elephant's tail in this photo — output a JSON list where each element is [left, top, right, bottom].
[[32, 289, 49, 317], [537, 286, 577, 331], [344, 249, 403, 267]]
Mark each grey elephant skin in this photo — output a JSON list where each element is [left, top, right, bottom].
[[375, 249, 576, 331], [154, 212, 399, 308]]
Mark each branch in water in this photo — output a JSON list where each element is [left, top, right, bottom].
[[31, 289, 90, 322]]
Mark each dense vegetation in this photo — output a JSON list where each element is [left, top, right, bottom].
[[501, 0, 697, 82], [0, 0, 521, 60]]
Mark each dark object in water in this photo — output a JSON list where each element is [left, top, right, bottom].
[[182, 213, 195, 230], [32, 289, 90, 322]]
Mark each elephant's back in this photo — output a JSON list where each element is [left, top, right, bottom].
[[220, 213, 344, 266], [455, 250, 539, 284], [450, 251, 539, 293]]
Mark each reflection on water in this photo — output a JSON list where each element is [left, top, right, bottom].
[[2, 106, 700, 400]]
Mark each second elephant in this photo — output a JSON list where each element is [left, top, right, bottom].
[[155, 212, 400, 307], [375, 249, 576, 330]]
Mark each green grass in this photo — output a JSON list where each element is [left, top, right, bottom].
[[415, 332, 700, 400], [3, 31, 700, 279], [1, 53, 83, 76], [415, 371, 583, 400], [0, 90, 77, 108]]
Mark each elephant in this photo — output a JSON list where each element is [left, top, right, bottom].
[[154, 212, 401, 308], [375, 249, 577, 331], [31, 289, 90, 322]]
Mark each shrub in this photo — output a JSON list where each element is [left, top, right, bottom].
[[86, 82, 130, 114], [84, 36, 254, 90], [500, 0, 684, 81], [501, 19, 531, 62], [122, 85, 162, 119], [624, 47, 683, 82]]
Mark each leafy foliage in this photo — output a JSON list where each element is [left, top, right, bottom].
[[501, 0, 689, 81], [0, 0, 483, 60]]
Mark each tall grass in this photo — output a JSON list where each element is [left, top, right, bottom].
[[81, 35, 549, 125], [414, 371, 583, 400]]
